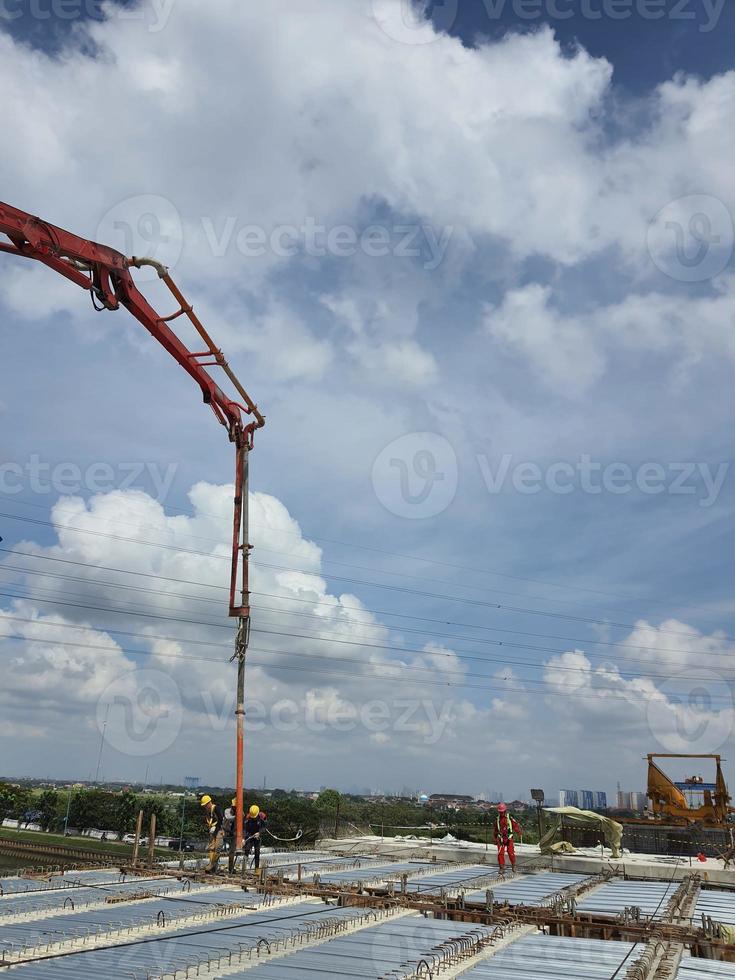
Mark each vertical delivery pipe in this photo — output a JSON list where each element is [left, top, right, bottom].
[[232, 443, 251, 852]]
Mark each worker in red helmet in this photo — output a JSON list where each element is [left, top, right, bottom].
[[493, 803, 521, 874]]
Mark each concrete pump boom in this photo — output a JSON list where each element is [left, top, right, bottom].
[[0, 200, 265, 851]]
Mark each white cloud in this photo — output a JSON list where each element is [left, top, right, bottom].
[[485, 284, 606, 396], [3, 481, 735, 791], [485, 277, 735, 396], [0, 483, 488, 784], [543, 626, 735, 761], [3, 1, 735, 793], [3, 4, 731, 329]]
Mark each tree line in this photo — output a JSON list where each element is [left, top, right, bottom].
[[0, 783, 535, 844]]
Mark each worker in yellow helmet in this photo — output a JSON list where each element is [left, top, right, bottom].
[[200, 795, 224, 874], [244, 804, 266, 870], [223, 798, 238, 874]]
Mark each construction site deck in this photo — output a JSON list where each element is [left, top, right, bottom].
[[2, 838, 735, 978]]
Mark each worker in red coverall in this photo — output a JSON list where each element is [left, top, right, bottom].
[[493, 803, 521, 874]]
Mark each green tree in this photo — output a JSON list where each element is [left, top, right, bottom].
[[113, 791, 139, 840], [0, 783, 24, 826], [68, 789, 109, 833], [315, 789, 341, 812], [9, 786, 32, 827], [140, 795, 175, 837], [37, 790, 60, 832]]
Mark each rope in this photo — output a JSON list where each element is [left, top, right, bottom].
[[264, 828, 304, 844]]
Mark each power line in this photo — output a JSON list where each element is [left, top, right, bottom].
[[5, 506, 595, 610], [0, 571, 726, 685], [0, 512, 721, 641], [0, 617, 688, 687], [0, 547, 726, 666], [2, 557, 732, 680], [2, 597, 735, 703], [3, 626, 730, 706], [2, 560, 733, 682], [3, 492, 682, 609]]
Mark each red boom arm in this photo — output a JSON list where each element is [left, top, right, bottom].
[[1, 200, 265, 850], [0, 200, 265, 618]]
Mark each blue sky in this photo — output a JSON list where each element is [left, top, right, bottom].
[[1, 0, 735, 803], [441, 0, 735, 90]]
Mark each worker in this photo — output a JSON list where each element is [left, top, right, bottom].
[[223, 798, 238, 874], [200, 795, 225, 874], [493, 803, 521, 874], [244, 804, 266, 870]]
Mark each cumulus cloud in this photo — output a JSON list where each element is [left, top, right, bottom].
[[485, 284, 607, 396], [2, 3, 732, 365], [3, 1, 735, 794], [543, 627, 735, 764], [485, 278, 735, 396], [3, 481, 735, 791], [2, 0, 734, 448], [0, 483, 496, 786]]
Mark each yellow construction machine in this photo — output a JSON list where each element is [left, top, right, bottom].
[[646, 754, 735, 826]]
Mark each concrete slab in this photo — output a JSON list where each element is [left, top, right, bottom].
[[320, 837, 735, 887]]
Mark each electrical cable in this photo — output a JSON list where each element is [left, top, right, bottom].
[[0, 510, 724, 640], [2, 618, 734, 705], [2, 547, 727, 667], [3, 561, 733, 682], [7, 491, 725, 615], [3, 617, 729, 689]]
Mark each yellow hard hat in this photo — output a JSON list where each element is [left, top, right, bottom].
[[200, 795, 212, 806], [231, 798, 238, 808], [248, 805, 260, 818]]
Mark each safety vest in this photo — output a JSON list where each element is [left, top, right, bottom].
[[206, 805, 223, 834], [496, 813, 515, 841]]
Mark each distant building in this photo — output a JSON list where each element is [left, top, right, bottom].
[[631, 791, 648, 811], [428, 794, 475, 809], [559, 789, 607, 810], [615, 789, 647, 812]]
